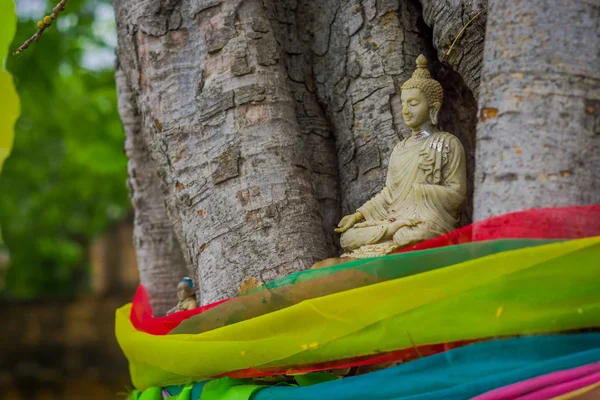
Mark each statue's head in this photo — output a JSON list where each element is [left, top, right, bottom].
[[177, 277, 195, 301], [400, 55, 443, 129]]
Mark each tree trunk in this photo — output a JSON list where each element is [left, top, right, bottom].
[[114, 0, 340, 305], [306, 0, 425, 216], [117, 68, 190, 315], [474, 0, 600, 220], [418, 0, 486, 98], [262, 0, 342, 255], [113, 0, 480, 306], [298, 0, 477, 220]]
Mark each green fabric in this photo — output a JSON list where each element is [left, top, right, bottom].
[[173, 239, 557, 336], [176, 383, 193, 400], [200, 378, 264, 400], [138, 387, 162, 400], [294, 372, 339, 386], [245, 239, 556, 294], [129, 390, 141, 400], [197, 374, 337, 400]]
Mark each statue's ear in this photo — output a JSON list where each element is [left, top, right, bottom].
[[430, 102, 441, 125]]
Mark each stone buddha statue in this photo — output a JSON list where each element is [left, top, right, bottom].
[[335, 55, 467, 258], [167, 277, 198, 314]]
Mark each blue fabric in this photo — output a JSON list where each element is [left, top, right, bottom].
[[252, 333, 600, 400]]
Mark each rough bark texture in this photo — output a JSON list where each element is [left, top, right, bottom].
[[117, 68, 190, 316], [299, 0, 468, 217], [419, 0, 486, 97], [474, 0, 600, 220], [114, 0, 479, 306], [306, 0, 422, 216], [303, 0, 477, 221], [114, 0, 337, 305], [408, 5, 478, 224], [263, 0, 342, 252]]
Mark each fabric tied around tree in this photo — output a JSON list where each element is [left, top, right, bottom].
[[116, 235, 600, 389], [128, 206, 600, 339], [129, 333, 600, 399], [472, 361, 600, 400]]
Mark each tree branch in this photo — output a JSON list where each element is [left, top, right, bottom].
[[445, 8, 487, 57], [13, 0, 69, 55]]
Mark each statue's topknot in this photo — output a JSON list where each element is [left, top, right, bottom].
[[401, 54, 443, 106]]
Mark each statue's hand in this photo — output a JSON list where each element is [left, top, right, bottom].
[[335, 212, 364, 233], [387, 217, 422, 233]]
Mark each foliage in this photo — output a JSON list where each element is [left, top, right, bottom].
[[0, 0, 19, 173], [0, 0, 130, 297], [0, 0, 20, 287]]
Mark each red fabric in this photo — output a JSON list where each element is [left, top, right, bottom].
[[396, 205, 600, 253], [130, 285, 229, 335], [221, 340, 476, 378], [131, 205, 600, 336]]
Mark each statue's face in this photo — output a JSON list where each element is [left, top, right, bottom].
[[177, 282, 194, 301], [400, 88, 430, 129]]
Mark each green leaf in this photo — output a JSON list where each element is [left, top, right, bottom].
[[0, 0, 17, 64], [0, 0, 19, 173]]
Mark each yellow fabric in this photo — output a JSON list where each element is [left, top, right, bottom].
[[116, 237, 600, 389]]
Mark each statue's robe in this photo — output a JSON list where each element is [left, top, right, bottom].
[[340, 132, 466, 257]]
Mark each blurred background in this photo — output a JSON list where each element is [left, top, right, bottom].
[[0, 0, 138, 398]]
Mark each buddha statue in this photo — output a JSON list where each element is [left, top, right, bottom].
[[335, 54, 466, 258], [167, 277, 198, 314]]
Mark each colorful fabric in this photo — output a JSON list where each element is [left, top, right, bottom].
[[473, 362, 600, 399], [251, 334, 600, 400], [553, 382, 600, 399], [116, 237, 600, 389], [200, 378, 263, 400], [398, 204, 600, 253], [130, 285, 229, 335], [130, 334, 600, 400], [223, 340, 476, 378], [129, 387, 161, 400], [240, 239, 555, 298], [132, 240, 557, 337], [132, 205, 600, 338], [172, 239, 558, 337], [164, 382, 207, 399]]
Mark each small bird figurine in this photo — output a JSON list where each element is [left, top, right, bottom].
[[167, 277, 198, 315]]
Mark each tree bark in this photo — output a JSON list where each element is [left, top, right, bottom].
[[263, 0, 342, 254], [114, 0, 480, 306], [304, 0, 477, 221], [418, 0, 486, 97], [474, 0, 600, 220], [117, 68, 190, 316], [306, 0, 424, 216], [114, 0, 337, 305]]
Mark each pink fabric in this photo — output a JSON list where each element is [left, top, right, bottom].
[[473, 362, 600, 400], [517, 372, 600, 399]]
